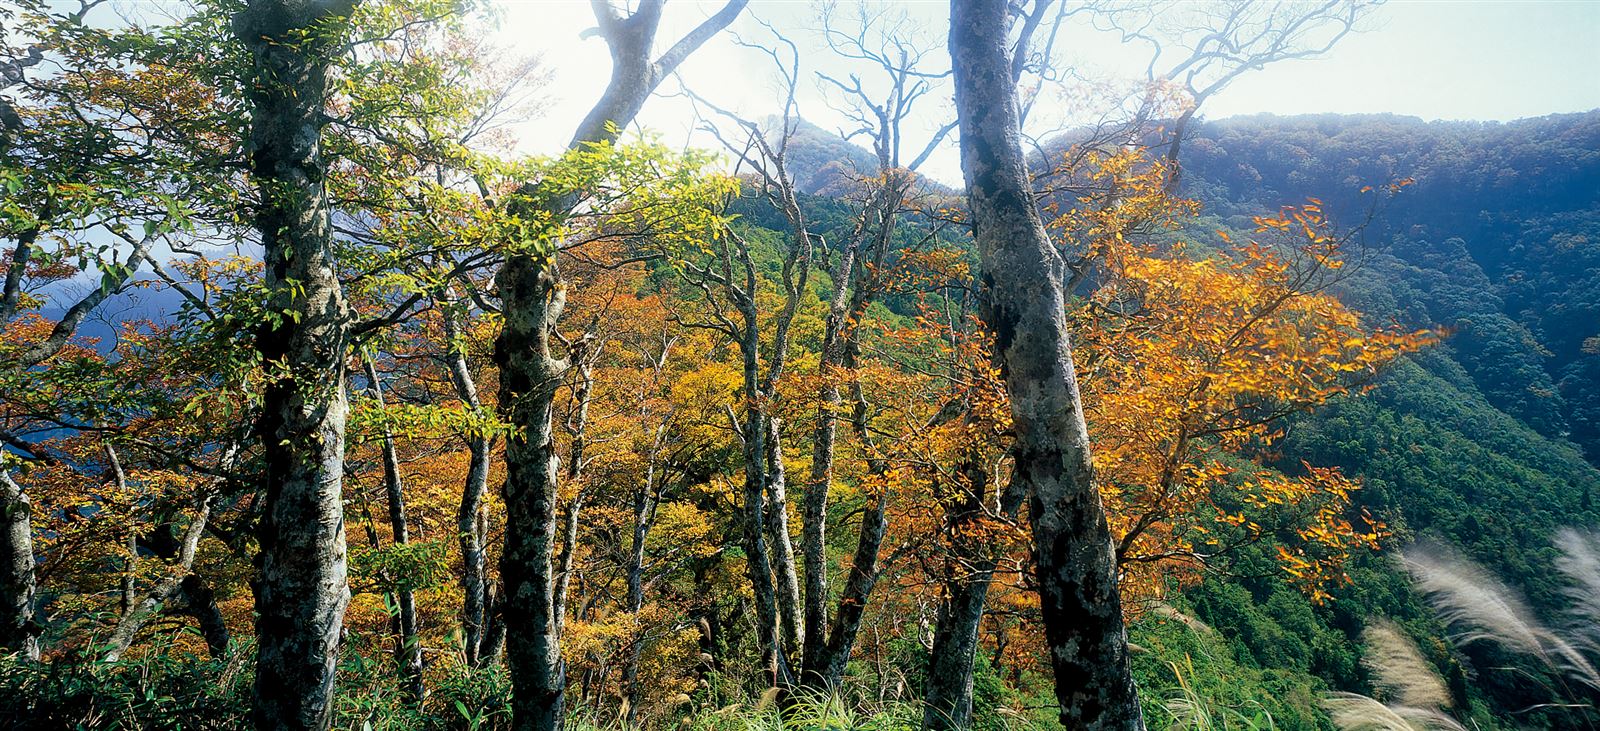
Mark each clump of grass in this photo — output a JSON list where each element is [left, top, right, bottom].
[[1554, 528, 1600, 653], [1163, 655, 1280, 731], [1319, 692, 1465, 731]]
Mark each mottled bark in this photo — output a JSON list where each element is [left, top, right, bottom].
[[361, 357, 424, 704], [551, 487, 584, 639], [799, 218, 860, 679], [948, 1, 1145, 729], [494, 3, 745, 726], [0, 470, 38, 660], [235, 1, 358, 727], [797, 180, 902, 690], [764, 420, 802, 659], [739, 403, 789, 687], [719, 278, 791, 686], [495, 259, 568, 731], [816, 485, 887, 685]]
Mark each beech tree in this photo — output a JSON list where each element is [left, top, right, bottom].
[[0, 0, 1451, 726], [949, 0, 1145, 727], [491, 2, 744, 727], [1092, 0, 1381, 188], [233, 0, 361, 725], [1, 0, 236, 662]]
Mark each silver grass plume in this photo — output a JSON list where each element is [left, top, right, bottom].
[[1150, 602, 1215, 637], [1320, 692, 1466, 731], [1400, 539, 1600, 692], [1361, 620, 1452, 710], [1554, 527, 1600, 653]]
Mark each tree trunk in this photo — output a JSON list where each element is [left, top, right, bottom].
[[805, 356, 893, 689], [799, 239, 855, 685], [552, 352, 594, 640], [493, 5, 746, 724], [361, 357, 424, 705], [441, 299, 496, 669], [0, 470, 38, 660], [923, 567, 992, 731], [922, 461, 1024, 731], [495, 259, 568, 731], [948, 1, 1145, 729], [816, 480, 888, 686], [235, 1, 358, 725], [764, 420, 802, 661], [797, 185, 905, 689], [740, 407, 789, 687], [179, 574, 231, 657], [102, 496, 213, 662], [619, 426, 663, 727]]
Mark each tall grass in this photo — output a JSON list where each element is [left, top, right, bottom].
[[1320, 620, 1462, 731], [1358, 620, 1451, 710], [1400, 537, 1600, 692], [1555, 528, 1600, 654], [1318, 692, 1464, 731]]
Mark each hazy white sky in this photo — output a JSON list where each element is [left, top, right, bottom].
[[491, 0, 1600, 185]]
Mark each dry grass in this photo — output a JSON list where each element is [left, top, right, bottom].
[[1320, 692, 1466, 731], [1555, 528, 1600, 653], [1360, 620, 1451, 710], [1399, 539, 1600, 692]]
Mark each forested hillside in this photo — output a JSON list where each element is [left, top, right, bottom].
[[3, 0, 1598, 730], [1149, 113, 1600, 730]]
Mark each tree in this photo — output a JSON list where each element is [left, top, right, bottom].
[[1066, 174, 1431, 603], [492, 2, 744, 726], [1091, 0, 1380, 189], [948, 0, 1144, 727], [233, 0, 361, 725], [2, 0, 237, 662]]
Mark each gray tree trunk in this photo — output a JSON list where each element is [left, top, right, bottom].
[[235, 1, 358, 726], [493, 4, 746, 726], [922, 461, 1025, 730], [102, 496, 214, 662], [361, 357, 424, 704], [797, 179, 903, 690], [0, 470, 38, 660], [495, 260, 568, 731], [765, 420, 802, 660], [620, 421, 668, 726], [552, 349, 594, 640], [440, 298, 496, 669], [948, 1, 1145, 729]]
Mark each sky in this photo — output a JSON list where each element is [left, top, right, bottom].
[[486, 0, 1600, 186]]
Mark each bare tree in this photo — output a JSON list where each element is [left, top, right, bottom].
[[1093, 0, 1379, 187]]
